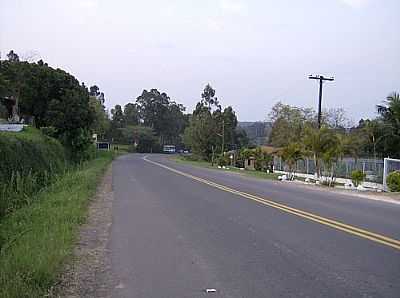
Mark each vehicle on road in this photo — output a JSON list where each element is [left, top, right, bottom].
[[163, 144, 176, 154]]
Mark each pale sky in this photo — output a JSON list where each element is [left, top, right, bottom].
[[1, 0, 399, 122]]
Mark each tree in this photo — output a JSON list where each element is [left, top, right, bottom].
[[234, 127, 249, 149], [6, 50, 19, 62], [323, 107, 351, 129], [116, 125, 160, 152], [89, 85, 100, 96], [123, 103, 140, 126], [212, 106, 238, 153], [222, 106, 238, 150], [184, 104, 217, 160], [280, 142, 303, 180], [184, 86, 240, 160], [46, 88, 94, 161], [357, 119, 381, 158], [376, 92, 400, 158], [89, 95, 110, 139], [269, 102, 315, 147], [321, 133, 343, 186], [110, 105, 125, 129], [201, 84, 220, 110], [136, 89, 187, 145], [303, 126, 335, 178]]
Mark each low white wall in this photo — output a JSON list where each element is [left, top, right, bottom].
[[275, 170, 384, 191]]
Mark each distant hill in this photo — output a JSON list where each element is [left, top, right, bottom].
[[238, 121, 272, 146]]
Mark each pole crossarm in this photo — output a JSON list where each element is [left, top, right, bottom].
[[308, 75, 334, 81]]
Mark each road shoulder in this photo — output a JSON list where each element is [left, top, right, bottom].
[[51, 165, 115, 297]]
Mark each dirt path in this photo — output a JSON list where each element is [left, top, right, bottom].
[[50, 165, 115, 297]]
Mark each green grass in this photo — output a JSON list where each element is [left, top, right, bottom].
[[172, 155, 280, 181], [0, 126, 66, 218], [0, 151, 113, 298]]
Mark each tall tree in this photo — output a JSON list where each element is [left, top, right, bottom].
[[201, 84, 220, 110], [136, 89, 187, 145], [123, 103, 140, 126], [89, 85, 100, 97], [184, 104, 217, 160], [269, 102, 315, 147], [184, 86, 239, 159], [323, 107, 351, 129], [110, 105, 125, 129], [6, 50, 19, 62], [89, 95, 109, 139], [46, 88, 94, 161]]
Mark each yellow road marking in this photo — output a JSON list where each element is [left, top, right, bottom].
[[143, 156, 400, 251]]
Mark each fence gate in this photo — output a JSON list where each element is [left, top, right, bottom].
[[383, 158, 400, 191]]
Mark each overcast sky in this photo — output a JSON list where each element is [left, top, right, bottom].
[[1, 0, 399, 122]]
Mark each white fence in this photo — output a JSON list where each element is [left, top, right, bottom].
[[274, 156, 384, 183]]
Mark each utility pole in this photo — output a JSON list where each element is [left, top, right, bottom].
[[222, 118, 225, 155], [308, 74, 334, 129], [217, 118, 225, 155]]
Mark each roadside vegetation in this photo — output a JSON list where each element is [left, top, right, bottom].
[[387, 171, 400, 192], [0, 152, 113, 298], [0, 127, 66, 218], [269, 94, 400, 189], [0, 51, 115, 297], [180, 87, 400, 191], [174, 155, 279, 181]]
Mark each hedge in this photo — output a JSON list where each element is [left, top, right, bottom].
[[0, 127, 66, 217]]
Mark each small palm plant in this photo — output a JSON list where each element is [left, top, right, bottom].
[[281, 143, 303, 180]]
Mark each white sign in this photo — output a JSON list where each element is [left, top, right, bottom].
[[0, 124, 24, 132]]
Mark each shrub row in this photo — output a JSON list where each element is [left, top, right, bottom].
[[0, 127, 66, 217]]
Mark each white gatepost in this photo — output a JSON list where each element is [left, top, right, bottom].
[[383, 158, 388, 191], [383, 157, 400, 192]]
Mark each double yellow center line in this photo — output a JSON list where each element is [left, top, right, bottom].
[[143, 156, 400, 251]]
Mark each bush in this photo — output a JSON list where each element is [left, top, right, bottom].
[[183, 154, 203, 162], [40, 126, 57, 138], [0, 127, 66, 217], [127, 144, 136, 153], [216, 154, 230, 167], [387, 171, 400, 192], [351, 170, 366, 187]]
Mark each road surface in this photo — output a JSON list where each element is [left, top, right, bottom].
[[109, 154, 400, 297]]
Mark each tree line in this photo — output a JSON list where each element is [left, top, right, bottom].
[[104, 84, 248, 155], [1, 49, 398, 173], [0, 50, 94, 161], [268, 94, 400, 185], [269, 94, 400, 159], [0, 50, 247, 158]]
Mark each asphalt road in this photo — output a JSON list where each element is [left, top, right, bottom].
[[109, 154, 400, 298]]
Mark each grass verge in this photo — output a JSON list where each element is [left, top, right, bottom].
[[0, 151, 113, 298], [172, 155, 280, 181]]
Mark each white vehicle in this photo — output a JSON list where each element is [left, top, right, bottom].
[[163, 145, 176, 154]]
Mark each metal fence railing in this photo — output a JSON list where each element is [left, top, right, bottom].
[[273, 156, 385, 183]]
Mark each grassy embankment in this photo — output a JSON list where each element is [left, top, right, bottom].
[[0, 127, 66, 217], [173, 155, 280, 181], [0, 128, 114, 297]]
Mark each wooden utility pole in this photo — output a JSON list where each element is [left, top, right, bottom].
[[221, 118, 225, 155], [308, 75, 334, 129]]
